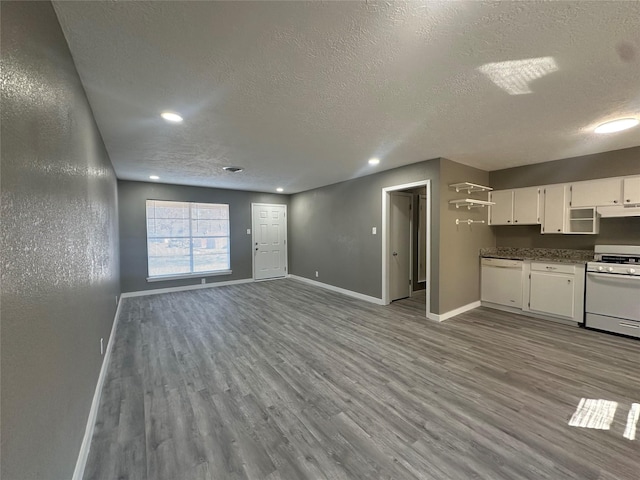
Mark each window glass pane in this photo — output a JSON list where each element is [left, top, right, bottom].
[[146, 200, 230, 277], [147, 239, 190, 276]]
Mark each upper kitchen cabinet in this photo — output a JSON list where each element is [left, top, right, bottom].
[[623, 176, 640, 205], [570, 178, 622, 207], [541, 184, 568, 234], [488, 187, 540, 225]]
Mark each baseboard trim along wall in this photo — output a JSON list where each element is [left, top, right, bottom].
[[289, 275, 385, 305], [120, 278, 254, 298], [427, 301, 481, 322], [72, 297, 123, 480]]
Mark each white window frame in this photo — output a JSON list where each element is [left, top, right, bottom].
[[145, 200, 232, 282]]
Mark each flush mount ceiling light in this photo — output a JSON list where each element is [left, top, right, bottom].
[[149, 175, 160, 180], [160, 111, 183, 123], [594, 118, 639, 134], [222, 166, 244, 173], [276, 187, 284, 192], [368, 157, 380, 165], [478, 56, 558, 95]]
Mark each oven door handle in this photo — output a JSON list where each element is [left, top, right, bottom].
[[587, 272, 640, 280]]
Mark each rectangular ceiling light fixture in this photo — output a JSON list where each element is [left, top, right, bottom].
[[478, 56, 558, 95]]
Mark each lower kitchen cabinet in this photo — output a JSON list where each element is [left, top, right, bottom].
[[481, 259, 586, 324], [529, 270, 576, 318]]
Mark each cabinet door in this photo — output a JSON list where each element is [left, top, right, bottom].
[[529, 271, 575, 318], [542, 185, 567, 234], [571, 178, 622, 207], [513, 187, 540, 225], [488, 190, 514, 225], [623, 176, 640, 205]]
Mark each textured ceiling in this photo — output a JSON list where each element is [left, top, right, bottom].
[[52, 1, 640, 194]]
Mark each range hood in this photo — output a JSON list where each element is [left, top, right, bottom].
[[597, 205, 640, 218]]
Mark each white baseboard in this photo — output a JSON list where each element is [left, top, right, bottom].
[[289, 275, 384, 305], [427, 300, 481, 322], [120, 278, 254, 298], [73, 296, 123, 480]]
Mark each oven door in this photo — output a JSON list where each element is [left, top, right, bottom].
[[586, 271, 640, 322]]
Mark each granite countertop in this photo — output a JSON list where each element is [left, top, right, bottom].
[[480, 247, 594, 264]]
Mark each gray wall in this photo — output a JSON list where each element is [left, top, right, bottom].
[[439, 159, 495, 313], [1, 2, 120, 479], [290, 159, 441, 311], [489, 146, 640, 249], [119, 180, 289, 292]]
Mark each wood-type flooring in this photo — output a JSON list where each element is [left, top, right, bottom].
[[84, 279, 640, 480]]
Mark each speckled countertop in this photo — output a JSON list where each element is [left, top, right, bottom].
[[480, 247, 594, 264]]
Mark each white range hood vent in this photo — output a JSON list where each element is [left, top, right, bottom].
[[597, 205, 640, 218]]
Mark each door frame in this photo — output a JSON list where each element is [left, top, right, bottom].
[[382, 180, 432, 318], [388, 192, 413, 300], [251, 203, 288, 281]]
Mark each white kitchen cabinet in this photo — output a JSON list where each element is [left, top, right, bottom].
[[488, 190, 514, 225], [541, 184, 568, 234], [513, 187, 541, 224], [570, 178, 622, 207], [623, 176, 640, 205], [527, 262, 585, 323], [488, 187, 540, 225]]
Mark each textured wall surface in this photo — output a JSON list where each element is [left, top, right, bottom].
[[489, 146, 640, 249], [0, 2, 120, 479], [439, 159, 495, 313], [119, 181, 288, 292], [290, 159, 441, 311]]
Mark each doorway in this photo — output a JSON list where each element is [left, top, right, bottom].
[[251, 203, 287, 280], [389, 193, 412, 301], [382, 180, 432, 319]]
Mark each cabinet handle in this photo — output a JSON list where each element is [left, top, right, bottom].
[[620, 323, 639, 329], [613, 200, 618, 204], [514, 220, 518, 223], [507, 220, 511, 223], [626, 199, 631, 203], [557, 229, 561, 232]]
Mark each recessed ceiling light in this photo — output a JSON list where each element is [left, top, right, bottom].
[[149, 175, 160, 180], [160, 112, 183, 123], [222, 166, 244, 173], [276, 187, 284, 192], [368, 158, 380, 165], [594, 118, 639, 134]]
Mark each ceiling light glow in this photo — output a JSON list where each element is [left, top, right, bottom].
[[594, 118, 639, 134], [149, 175, 160, 180], [276, 187, 284, 192], [160, 112, 183, 123], [368, 158, 380, 165], [478, 57, 558, 95]]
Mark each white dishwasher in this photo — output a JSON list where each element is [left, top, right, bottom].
[[481, 258, 524, 308]]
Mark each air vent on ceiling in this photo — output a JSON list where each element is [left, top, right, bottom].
[[222, 166, 244, 173]]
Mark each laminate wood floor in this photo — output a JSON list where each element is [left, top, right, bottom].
[[84, 279, 640, 480]]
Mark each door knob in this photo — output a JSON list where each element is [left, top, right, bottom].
[[392, 252, 398, 256]]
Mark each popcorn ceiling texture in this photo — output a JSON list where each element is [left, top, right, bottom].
[[51, 1, 640, 193], [1, 2, 120, 478]]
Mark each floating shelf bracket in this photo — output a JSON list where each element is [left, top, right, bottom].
[[449, 182, 493, 194], [456, 219, 486, 225], [449, 199, 495, 210]]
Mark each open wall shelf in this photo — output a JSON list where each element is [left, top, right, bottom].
[[449, 182, 493, 194], [449, 198, 495, 210]]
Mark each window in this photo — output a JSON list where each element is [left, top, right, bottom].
[[146, 200, 230, 279]]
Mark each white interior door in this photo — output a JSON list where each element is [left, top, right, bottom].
[[252, 204, 287, 280], [390, 194, 411, 301]]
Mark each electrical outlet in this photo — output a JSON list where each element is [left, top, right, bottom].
[[100, 338, 104, 355], [246, 228, 251, 234], [315, 271, 319, 278], [201, 278, 206, 284], [372, 227, 377, 235]]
